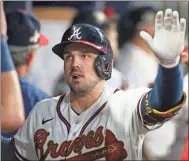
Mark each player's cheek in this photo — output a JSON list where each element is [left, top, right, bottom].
[[64, 69, 71, 81]]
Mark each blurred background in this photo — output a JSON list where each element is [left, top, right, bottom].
[[3, 1, 188, 96]]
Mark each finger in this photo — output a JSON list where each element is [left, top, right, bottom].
[[180, 18, 186, 32], [171, 11, 179, 31], [140, 31, 153, 47], [164, 8, 172, 30], [155, 11, 163, 30]]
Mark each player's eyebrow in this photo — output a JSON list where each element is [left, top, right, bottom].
[[62, 50, 71, 55]]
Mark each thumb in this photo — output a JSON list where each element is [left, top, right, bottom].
[[140, 31, 153, 47]]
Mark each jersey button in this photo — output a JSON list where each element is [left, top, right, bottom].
[[75, 120, 80, 124], [73, 132, 76, 136]]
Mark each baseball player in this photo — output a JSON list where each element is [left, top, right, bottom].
[[2, 9, 187, 160], [53, 9, 123, 96]]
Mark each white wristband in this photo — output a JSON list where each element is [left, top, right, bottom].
[[158, 56, 180, 68]]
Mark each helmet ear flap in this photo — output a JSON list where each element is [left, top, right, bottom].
[[94, 54, 113, 80]]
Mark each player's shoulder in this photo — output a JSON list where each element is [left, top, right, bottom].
[[115, 87, 150, 96], [109, 87, 150, 105], [23, 94, 67, 125], [32, 94, 64, 113], [125, 87, 150, 95], [107, 87, 150, 120]]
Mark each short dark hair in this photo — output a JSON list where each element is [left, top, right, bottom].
[[9, 45, 38, 68]]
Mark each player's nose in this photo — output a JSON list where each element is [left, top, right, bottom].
[[71, 55, 82, 68]]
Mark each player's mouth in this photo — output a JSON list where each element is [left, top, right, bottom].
[[71, 73, 84, 81]]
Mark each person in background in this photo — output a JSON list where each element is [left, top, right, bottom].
[[1, 1, 25, 132], [116, 2, 159, 90], [2, 10, 50, 138], [53, 8, 124, 96]]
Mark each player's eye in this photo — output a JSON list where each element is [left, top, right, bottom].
[[64, 54, 73, 60], [82, 54, 89, 59]]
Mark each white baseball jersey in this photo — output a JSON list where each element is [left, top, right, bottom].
[[12, 85, 154, 160]]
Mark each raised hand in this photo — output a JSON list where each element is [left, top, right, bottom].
[[0, 1, 7, 36], [140, 9, 186, 68]]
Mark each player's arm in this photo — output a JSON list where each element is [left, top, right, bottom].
[[1, 1, 25, 132], [1, 101, 40, 160], [139, 9, 187, 127], [1, 136, 18, 160]]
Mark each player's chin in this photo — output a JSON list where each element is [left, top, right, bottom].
[[68, 79, 83, 88], [69, 84, 87, 94]]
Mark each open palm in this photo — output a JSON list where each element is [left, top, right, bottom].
[[140, 9, 186, 68]]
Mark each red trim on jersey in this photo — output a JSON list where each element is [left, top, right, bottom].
[[137, 96, 142, 122], [79, 102, 107, 136], [136, 93, 149, 129], [56, 89, 120, 136], [79, 88, 119, 136], [56, 94, 71, 133], [113, 88, 120, 93], [11, 138, 30, 161]]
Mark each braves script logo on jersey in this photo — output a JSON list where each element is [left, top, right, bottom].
[[68, 28, 82, 40], [34, 126, 127, 160]]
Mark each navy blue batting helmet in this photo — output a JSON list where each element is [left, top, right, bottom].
[[52, 23, 113, 80]]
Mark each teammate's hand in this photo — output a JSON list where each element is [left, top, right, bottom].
[[140, 9, 186, 68], [181, 52, 188, 66], [0, 1, 7, 36]]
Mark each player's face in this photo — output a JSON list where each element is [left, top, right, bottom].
[[63, 43, 102, 95]]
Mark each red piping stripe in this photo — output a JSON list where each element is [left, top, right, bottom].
[[113, 88, 120, 93], [137, 94, 149, 129], [11, 138, 30, 161], [56, 94, 71, 133], [79, 88, 120, 136], [79, 102, 107, 136]]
